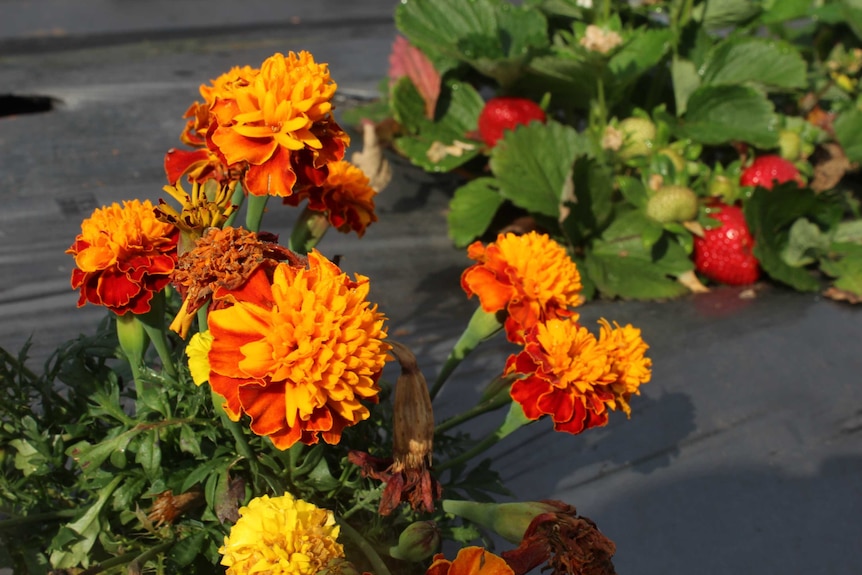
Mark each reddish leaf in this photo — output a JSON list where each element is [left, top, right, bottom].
[[389, 35, 440, 119]]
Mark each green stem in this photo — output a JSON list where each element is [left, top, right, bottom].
[[80, 539, 174, 575], [245, 193, 269, 233], [196, 304, 209, 332], [435, 387, 512, 435], [0, 508, 78, 530], [429, 307, 503, 402], [289, 205, 330, 254], [0, 347, 39, 382], [137, 291, 178, 380], [211, 389, 260, 480], [436, 401, 531, 473], [224, 183, 246, 228], [337, 517, 392, 575]]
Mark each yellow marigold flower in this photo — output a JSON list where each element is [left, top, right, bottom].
[[209, 51, 349, 198], [505, 318, 617, 435], [284, 160, 379, 237], [598, 319, 651, 416], [156, 179, 238, 253], [205, 250, 390, 449], [186, 330, 213, 386], [67, 200, 178, 315], [426, 547, 514, 575], [220, 493, 343, 575], [461, 231, 583, 343]]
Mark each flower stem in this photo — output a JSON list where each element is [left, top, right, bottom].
[[79, 539, 174, 575], [436, 401, 531, 473], [289, 205, 330, 254], [223, 182, 246, 228], [337, 517, 393, 575], [0, 508, 78, 530], [430, 307, 504, 401], [435, 385, 512, 435], [137, 292, 178, 380], [210, 388, 260, 481], [245, 193, 269, 233]]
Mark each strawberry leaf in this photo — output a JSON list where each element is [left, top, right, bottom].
[[833, 108, 862, 164], [396, 0, 548, 87], [389, 35, 440, 119], [560, 157, 614, 245], [820, 242, 862, 299], [700, 36, 807, 91], [674, 85, 779, 148], [489, 120, 586, 218], [584, 211, 693, 300], [448, 178, 506, 248]]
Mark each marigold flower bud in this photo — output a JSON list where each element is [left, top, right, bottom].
[[442, 500, 567, 544], [389, 520, 440, 562]]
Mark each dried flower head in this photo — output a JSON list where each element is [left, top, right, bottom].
[[67, 199, 178, 315], [209, 51, 350, 197], [501, 502, 617, 575], [219, 493, 344, 575], [284, 160, 379, 237], [461, 232, 584, 343], [579, 25, 623, 54], [146, 488, 204, 527], [202, 251, 390, 449], [169, 226, 299, 337], [601, 125, 623, 151]]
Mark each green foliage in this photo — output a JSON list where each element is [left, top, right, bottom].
[[374, 0, 862, 301]]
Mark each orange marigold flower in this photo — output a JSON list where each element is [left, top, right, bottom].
[[426, 547, 514, 575], [169, 226, 300, 338], [209, 51, 349, 198], [461, 232, 583, 343], [505, 318, 617, 435], [598, 319, 651, 416], [67, 200, 178, 315], [284, 160, 379, 237], [204, 250, 390, 449]]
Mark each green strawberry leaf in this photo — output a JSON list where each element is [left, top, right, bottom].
[[608, 28, 673, 91], [584, 210, 692, 300], [834, 219, 862, 244], [489, 120, 585, 218], [700, 36, 807, 91], [671, 56, 701, 115], [448, 178, 506, 248], [392, 79, 484, 172], [761, 0, 814, 23], [396, 0, 548, 87], [820, 242, 862, 298], [744, 184, 843, 291], [833, 108, 862, 164], [560, 157, 615, 246], [694, 0, 762, 30], [781, 218, 831, 267], [674, 85, 779, 148]]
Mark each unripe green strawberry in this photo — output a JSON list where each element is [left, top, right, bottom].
[[778, 130, 802, 162], [646, 185, 698, 223], [657, 148, 686, 175], [617, 117, 656, 160]]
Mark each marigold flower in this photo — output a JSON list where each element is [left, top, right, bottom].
[[169, 226, 299, 337], [219, 492, 344, 575], [461, 232, 583, 343], [598, 319, 651, 416], [209, 51, 350, 198], [426, 547, 514, 575], [505, 318, 617, 435], [204, 250, 390, 449], [284, 160, 379, 237], [67, 200, 178, 315]]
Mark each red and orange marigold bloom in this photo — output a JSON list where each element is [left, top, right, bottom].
[[283, 160, 379, 237], [461, 232, 584, 343], [208, 51, 349, 198], [426, 547, 514, 575], [202, 250, 390, 449], [505, 317, 650, 435], [67, 199, 178, 315], [598, 319, 652, 416]]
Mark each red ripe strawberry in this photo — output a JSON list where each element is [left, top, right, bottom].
[[739, 155, 802, 190], [693, 202, 760, 286], [477, 97, 546, 148]]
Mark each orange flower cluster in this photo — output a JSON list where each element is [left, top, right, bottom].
[[283, 160, 379, 237], [67, 199, 178, 315], [461, 231, 583, 343], [195, 250, 391, 449], [505, 318, 651, 435], [426, 547, 514, 575], [166, 52, 350, 199]]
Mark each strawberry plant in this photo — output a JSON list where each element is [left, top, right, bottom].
[[346, 0, 862, 302]]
